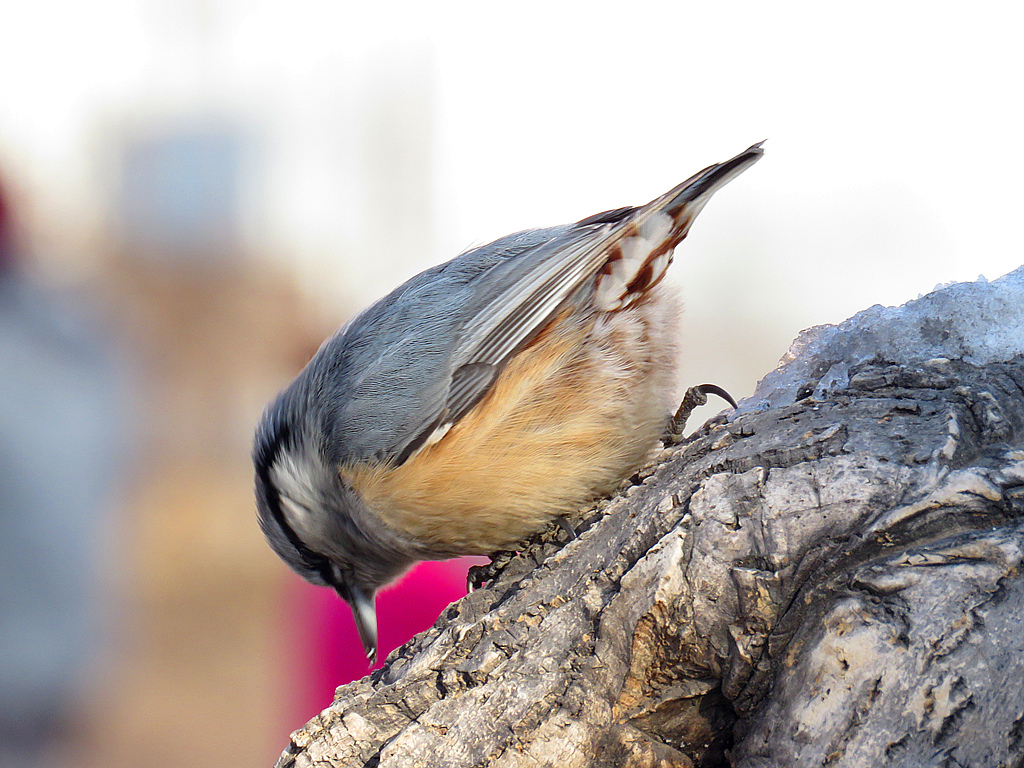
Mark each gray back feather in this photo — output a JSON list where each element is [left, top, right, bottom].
[[294, 142, 763, 468], [305, 221, 603, 466]]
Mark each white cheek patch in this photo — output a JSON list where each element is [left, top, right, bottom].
[[271, 451, 325, 544], [279, 495, 316, 541], [272, 451, 318, 507]]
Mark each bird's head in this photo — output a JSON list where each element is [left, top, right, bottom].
[[253, 386, 402, 664]]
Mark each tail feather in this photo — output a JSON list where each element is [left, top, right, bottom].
[[594, 142, 763, 311]]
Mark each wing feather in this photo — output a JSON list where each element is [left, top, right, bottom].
[[402, 142, 764, 461]]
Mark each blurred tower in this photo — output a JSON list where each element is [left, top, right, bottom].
[[79, 114, 326, 768], [118, 123, 244, 265], [80, 36, 456, 765]]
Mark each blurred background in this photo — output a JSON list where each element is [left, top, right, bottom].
[[0, 1, 1021, 766]]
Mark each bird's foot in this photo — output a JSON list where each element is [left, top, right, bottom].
[[663, 383, 738, 446]]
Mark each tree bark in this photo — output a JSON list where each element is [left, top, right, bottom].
[[276, 267, 1024, 768]]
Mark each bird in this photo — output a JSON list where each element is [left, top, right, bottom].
[[254, 142, 763, 664]]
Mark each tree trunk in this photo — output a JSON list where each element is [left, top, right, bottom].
[[276, 267, 1024, 768]]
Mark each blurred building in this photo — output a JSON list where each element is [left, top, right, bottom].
[[72, 118, 329, 767], [46, 75, 472, 767]]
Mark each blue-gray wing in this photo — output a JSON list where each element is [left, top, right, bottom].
[[322, 143, 763, 466]]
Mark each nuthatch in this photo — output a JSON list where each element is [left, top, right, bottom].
[[254, 143, 763, 663]]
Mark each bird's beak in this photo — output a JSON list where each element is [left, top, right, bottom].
[[344, 585, 378, 666]]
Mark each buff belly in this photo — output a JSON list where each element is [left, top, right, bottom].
[[341, 284, 683, 557]]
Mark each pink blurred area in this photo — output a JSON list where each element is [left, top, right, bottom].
[[282, 557, 488, 725]]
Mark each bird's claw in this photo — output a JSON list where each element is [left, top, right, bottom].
[[663, 383, 738, 445]]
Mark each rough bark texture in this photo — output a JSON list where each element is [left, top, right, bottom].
[[277, 267, 1024, 768]]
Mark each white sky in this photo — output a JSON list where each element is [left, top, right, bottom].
[[1, 0, 1022, 400]]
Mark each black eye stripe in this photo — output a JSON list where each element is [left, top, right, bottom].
[[268, 493, 333, 583], [255, 422, 335, 584], [270, 487, 334, 582]]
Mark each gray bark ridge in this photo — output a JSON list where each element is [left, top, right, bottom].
[[278, 266, 1024, 768]]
